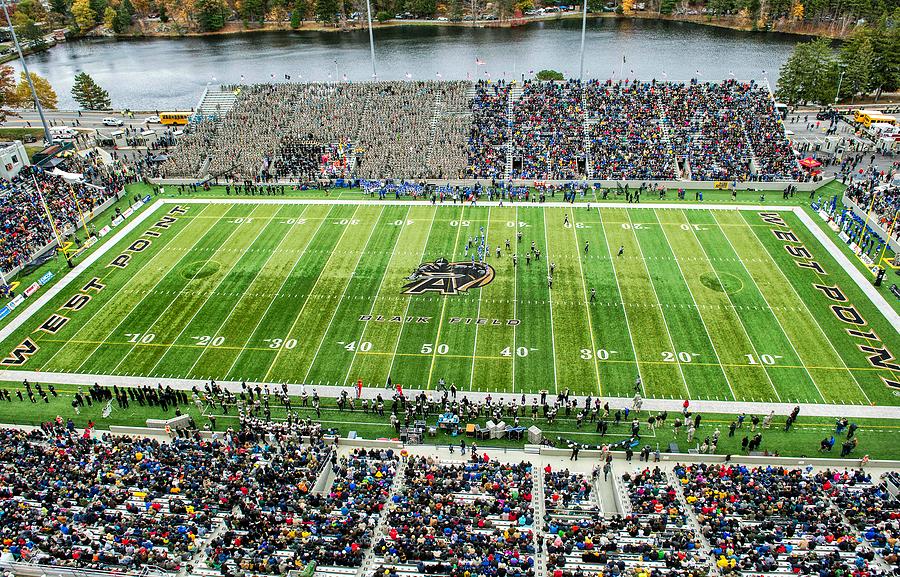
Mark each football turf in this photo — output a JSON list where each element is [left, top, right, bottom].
[[2, 200, 898, 405]]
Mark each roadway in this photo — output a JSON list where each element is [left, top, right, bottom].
[[2, 110, 188, 131]]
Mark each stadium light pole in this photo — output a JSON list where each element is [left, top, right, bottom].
[[365, 0, 377, 80], [2, 0, 53, 146], [578, 0, 587, 82]]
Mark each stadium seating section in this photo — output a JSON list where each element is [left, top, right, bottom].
[[1, 427, 896, 577], [161, 79, 803, 183]]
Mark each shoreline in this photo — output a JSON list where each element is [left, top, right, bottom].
[[104, 11, 845, 41]]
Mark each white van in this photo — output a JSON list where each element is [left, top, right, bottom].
[[50, 127, 77, 139]]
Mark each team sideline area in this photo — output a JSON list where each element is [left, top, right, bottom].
[[0, 423, 898, 577]]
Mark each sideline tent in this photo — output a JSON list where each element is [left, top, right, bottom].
[[799, 157, 822, 169], [49, 167, 85, 183]]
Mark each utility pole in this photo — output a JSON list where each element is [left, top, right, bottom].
[[2, 0, 52, 145], [365, 0, 377, 80]]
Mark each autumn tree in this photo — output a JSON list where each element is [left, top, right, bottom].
[[71, 0, 97, 29], [0, 66, 18, 124], [11, 72, 58, 110]]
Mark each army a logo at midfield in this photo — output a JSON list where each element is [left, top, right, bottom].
[[402, 258, 495, 295]]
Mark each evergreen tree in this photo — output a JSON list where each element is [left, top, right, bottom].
[[315, 0, 338, 22], [50, 0, 69, 16], [89, 0, 108, 21], [776, 37, 838, 105], [115, 3, 133, 30], [71, 71, 111, 110], [195, 0, 227, 30]]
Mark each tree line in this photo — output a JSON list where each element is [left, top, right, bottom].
[[775, 13, 900, 105], [0, 67, 112, 122]]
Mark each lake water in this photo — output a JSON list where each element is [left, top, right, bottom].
[[14, 18, 802, 110]]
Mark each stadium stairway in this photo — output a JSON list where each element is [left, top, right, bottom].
[[357, 458, 408, 577], [505, 83, 524, 180], [196, 88, 238, 121]]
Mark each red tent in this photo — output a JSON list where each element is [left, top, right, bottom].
[[799, 157, 822, 169]]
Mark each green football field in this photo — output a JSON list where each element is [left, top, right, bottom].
[[2, 199, 898, 405]]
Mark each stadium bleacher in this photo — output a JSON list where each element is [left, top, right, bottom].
[[2, 424, 894, 577], [161, 79, 803, 184]]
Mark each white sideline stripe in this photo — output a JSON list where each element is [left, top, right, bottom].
[[792, 207, 900, 330], [0, 199, 167, 344]]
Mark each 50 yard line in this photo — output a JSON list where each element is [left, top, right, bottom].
[[425, 206, 468, 389], [382, 209, 441, 389]]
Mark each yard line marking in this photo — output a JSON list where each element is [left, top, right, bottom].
[[571, 211, 602, 396], [623, 208, 690, 398], [384, 210, 441, 388], [541, 209, 560, 393], [263, 205, 363, 383], [35, 203, 215, 369], [511, 206, 519, 393], [679, 209, 781, 402], [596, 207, 642, 396], [653, 210, 737, 402], [110, 205, 271, 376], [301, 206, 386, 384], [712, 210, 825, 402], [184, 205, 311, 379], [342, 205, 421, 387], [425, 207, 469, 389], [468, 206, 492, 392], [738, 210, 876, 404]]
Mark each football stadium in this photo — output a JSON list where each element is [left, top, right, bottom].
[[0, 13, 899, 577]]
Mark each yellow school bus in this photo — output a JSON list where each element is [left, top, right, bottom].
[[853, 109, 897, 128], [160, 112, 191, 126]]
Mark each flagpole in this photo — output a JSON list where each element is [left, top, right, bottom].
[[619, 54, 624, 79], [365, 0, 377, 80], [578, 0, 587, 83]]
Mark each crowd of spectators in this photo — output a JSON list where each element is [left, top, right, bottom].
[[676, 463, 884, 576], [371, 455, 536, 577], [468, 80, 511, 179], [833, 471, 900, 572], [511, 80, 586, 180], [162, 81, 471, 183], [0, 159, 129, 276], [160, 79, 802, 184]]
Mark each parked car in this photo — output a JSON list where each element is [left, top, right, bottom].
[[144, 115, 161, 124], [102, 117, 124, 126], [436, 16, 449, 20]]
